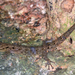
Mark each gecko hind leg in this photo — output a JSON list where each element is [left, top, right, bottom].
[[45, 59, 55, 70], [42, 50, 55, 70], [44, 55, 55, 70]]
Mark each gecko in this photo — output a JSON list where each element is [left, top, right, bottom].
[[0, 23, 75, 70]]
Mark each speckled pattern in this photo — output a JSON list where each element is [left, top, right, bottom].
[[0, 0, 75, 74]]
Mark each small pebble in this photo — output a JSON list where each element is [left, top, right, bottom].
[[30, 47, 36, 54]]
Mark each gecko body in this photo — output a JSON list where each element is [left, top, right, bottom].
[[0, 23, 75, 69]]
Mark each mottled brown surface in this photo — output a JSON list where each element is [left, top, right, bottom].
[[0, 0, 75, 71], [61, 0, 74, 13]]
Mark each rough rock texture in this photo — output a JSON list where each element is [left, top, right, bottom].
[[0, 0, 75, 75]]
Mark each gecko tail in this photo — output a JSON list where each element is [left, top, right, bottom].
[[47, 23, 75, 46], [57, 23, 75, 45]]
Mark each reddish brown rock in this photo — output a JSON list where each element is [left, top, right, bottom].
[[60, 0, 74, 13]]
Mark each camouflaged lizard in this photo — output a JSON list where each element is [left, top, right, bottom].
[[0, 23, 75, 69]]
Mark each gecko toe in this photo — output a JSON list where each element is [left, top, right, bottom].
[[45, 61, 54, 70]]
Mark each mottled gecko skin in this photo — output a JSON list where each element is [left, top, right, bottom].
[[0, 23, 75, 69]]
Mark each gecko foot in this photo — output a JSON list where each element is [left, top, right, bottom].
[[45, 60, 55, 70]]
